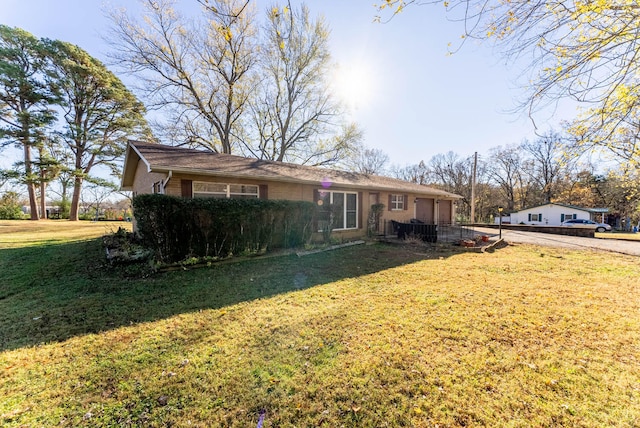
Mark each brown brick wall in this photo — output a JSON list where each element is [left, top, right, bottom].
[[133, 169, 456, 238]]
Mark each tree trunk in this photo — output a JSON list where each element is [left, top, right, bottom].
[[61, 181, 69, 219], [40, 181, 47, 219], [69, 176, 83, 221], [24, 144, 39, 220]]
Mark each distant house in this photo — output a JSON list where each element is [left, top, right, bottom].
[[506, 203, 609, 226], [121, 141, 462, 238], [21, 204, 62, 219]]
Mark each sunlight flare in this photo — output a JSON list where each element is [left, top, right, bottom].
[[332, 61, 375, 109]]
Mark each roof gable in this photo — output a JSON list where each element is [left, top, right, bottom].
[[121, 141, 462, 198]]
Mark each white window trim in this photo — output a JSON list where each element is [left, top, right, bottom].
[[193, 182, 259, 199], [318, 190, 359, 230], [391, 194, 404, 211], [152, 181, 165, 194]]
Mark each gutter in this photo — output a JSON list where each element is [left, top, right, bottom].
[[162, 170, 173, 190], [147, 166, 463, 199]]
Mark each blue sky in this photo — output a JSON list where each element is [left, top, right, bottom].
[[1, 0, 573, 169]]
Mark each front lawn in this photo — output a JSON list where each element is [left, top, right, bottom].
[[1, 221, 638, 427], [597, 231, 640, 241]]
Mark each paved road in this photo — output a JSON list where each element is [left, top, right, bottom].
[[473, 227, 640, 256]]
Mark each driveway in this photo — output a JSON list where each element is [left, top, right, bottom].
[[473, 227, 640, 256]]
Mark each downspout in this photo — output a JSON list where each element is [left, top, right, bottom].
[[162, 171, 173, 194]]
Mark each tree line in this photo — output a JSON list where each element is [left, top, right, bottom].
[[2, 0, 640, 224], [0, 0, 362, 220], [367, 131, 638, 227], [0, 25, 150, 220], [377, 1, 640, 180]]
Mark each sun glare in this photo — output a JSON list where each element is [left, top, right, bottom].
[[332, 62, 375, 110]]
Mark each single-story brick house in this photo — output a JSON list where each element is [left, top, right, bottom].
[[505, 203, 609, 226], [121, 141, 462, 239]]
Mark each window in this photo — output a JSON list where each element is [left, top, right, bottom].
[[317, 190, 358, 230], [561, 213, 576, 222], [152, 181, 164, 194], [528, 213, 542, 222], [193, 182, 259, 199], [229, 184, 260, 199], [390, 194, 404, 210]]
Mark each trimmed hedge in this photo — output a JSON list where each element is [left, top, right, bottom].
[[133, 194, 316, 263]]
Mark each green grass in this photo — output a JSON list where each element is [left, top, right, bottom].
[[1, 220, 639, 427]]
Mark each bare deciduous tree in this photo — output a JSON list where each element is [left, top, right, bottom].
[[487, 144, 539, 211], [520, 131, 573, 204], [345, 145, 389, 175], [242, 3, 360, 165], [107, 0, 258, 153], [391, 160, 429, 185]]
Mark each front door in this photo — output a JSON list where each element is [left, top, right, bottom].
[[415, 198, 435, 223]]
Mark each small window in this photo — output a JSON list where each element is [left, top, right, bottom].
[[229, 184, 259, 199], [529, 213, 541, 222], [193, 182, 259, 199], [391, 194, 404, 211]]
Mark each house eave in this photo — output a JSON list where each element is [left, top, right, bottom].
[[121, 143, 153, 190], [150, 166, 462, 199]]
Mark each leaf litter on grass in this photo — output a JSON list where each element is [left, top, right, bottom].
[[1, 222, 639, 426]]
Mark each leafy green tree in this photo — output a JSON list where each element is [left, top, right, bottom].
[[45, 137, 74, 218], [45, 40, 150, 221], [598, 168, 640, 230], [0, 25, 57, 220], [34, 138, 64, 219], [0, 190, 24, 219]]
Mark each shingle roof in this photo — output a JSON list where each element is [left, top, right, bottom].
[[122, 141, 462, 198]]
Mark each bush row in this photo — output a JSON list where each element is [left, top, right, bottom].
[[133, 194, 316, 263]]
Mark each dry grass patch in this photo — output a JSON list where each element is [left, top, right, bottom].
[[0, 220, 131, 248], [596, 232, 640, 241], [0, 223, 639, 427]]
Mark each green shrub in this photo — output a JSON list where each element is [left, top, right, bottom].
[[0, 191, 25, 220], [133, 194, 316, 263]]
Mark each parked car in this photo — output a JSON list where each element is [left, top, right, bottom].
[[561, 219, 612, 232]]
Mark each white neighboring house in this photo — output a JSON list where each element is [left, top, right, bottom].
[[502, 203, 608, 226]]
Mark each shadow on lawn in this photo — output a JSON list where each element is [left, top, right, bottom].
[[0, 238, 456, 352]]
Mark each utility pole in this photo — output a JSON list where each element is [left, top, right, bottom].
[[470, 151, 477, 224]]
